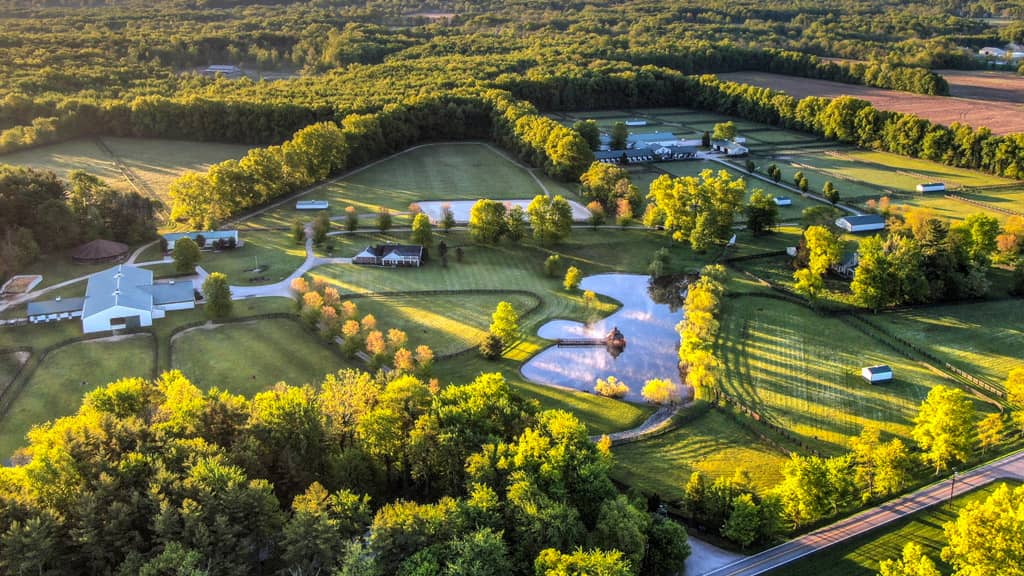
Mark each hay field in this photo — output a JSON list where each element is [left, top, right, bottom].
[[717, 72, 1024, 135]]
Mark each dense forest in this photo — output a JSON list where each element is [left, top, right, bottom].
[[0, 370, 691, 576]]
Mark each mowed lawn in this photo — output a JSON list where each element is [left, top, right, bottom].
[[872, 301, 1024, 390], [766, 480, 1021, 576], [611, 409, 787, 500], [717, 293, 990, 453], [243, 143, 547, 229], [352, 293, 541, 356], [198, 231, 306, 286], [0, 334, 155, 459], [171, 318, 347, 397]]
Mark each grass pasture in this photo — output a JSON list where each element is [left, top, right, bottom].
[[717, 293, 994, 452], [871, 301, 1024, 389], [101, 137, 253, 209], [171, 317, 347, 397], [351, 292, 540, 356], [243, 143, 547, 229], [0, 138, 132, 193], [766, 480, 1021, 576], [0, 352, 26, 391], [611, 409, 787, 499], [0, 138, 252, 218], [0, 334, 155, 458]]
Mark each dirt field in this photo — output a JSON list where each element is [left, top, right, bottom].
[[935, 69, 1024, 104], [716, 72, 1024, 135]]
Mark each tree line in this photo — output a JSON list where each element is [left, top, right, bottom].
[[0, 369, 690, 576], [0, 165, 159, 279], [506, 67, 1024, 180], [168, 91, 591, 228]]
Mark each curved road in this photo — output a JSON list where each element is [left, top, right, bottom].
[[702, 449, 1024, 576]]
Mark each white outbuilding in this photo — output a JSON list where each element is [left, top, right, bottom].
[[296, 200, 329, 210], [773, 197, 793, 206], [861, 365, 894, 384], [836, 214, 886, 233], [915, 182, 945, 194]]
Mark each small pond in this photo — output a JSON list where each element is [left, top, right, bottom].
[[521, 273, 687, 402]]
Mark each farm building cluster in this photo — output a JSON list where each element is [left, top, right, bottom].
[[163, 230, 239, 251], [593, 127, 747, 165], [27, 265, 196, 333]]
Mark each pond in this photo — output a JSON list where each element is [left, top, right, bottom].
[[521, 273, 687, 402]]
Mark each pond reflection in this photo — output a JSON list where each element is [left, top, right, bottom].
[[521, 274, 687, 402]]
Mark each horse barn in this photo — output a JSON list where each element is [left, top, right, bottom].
[[353, 244, 424, 267]]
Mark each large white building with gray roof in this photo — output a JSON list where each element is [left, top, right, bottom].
[[27, 265, 195, 333]]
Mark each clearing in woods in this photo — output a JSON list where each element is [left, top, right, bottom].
[[0, 137, 252, 212], [241, 142, 548, 229]]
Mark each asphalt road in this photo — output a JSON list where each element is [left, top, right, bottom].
[[702, 449, 1024, 576]]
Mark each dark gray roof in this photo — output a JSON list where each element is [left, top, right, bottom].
[[149, 282, 195, 305], [594, 149, 653, 161], [357, 244, 423, 259], [27, 297, 85, 317], [840, 215, 886, 226], [865, 365, 892, 374]]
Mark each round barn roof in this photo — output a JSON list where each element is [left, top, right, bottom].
[[71, 239, 130, 263]]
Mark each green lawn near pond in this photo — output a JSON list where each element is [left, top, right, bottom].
[[170, 317, 349, 397], [432, 353, 656, 436], [0, 334, 155, 459], [351, 292, 542, 356], [765, 480, 1021, 576], [717, 291, 995, 453], [242, 143, 547, 229], [611, 409, 788, 499]]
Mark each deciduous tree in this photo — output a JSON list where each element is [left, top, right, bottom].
[[942, 483, 1024, 576], [912, 385, 976, 474], [202, 272, 232, 319], [411, 212, 433, 247], [173, 236, 201, 274], [489, 301, 519, 344], [563, 265, 582, 291]]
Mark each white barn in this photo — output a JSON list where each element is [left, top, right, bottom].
[[773, 197, 793, 206], [80, 265, 195, 333], [296, 200, 329, 210], [836, 214, 886, 233], [861, 365, 894, 384]]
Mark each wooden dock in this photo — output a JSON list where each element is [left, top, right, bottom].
[[556, 338, 609, 346]]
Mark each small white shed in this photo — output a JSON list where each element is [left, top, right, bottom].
[[773, 197, 793, 206], [915, 183, 945, 194], [296, 200, 329, 210], [861, 365, 894, 384]]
